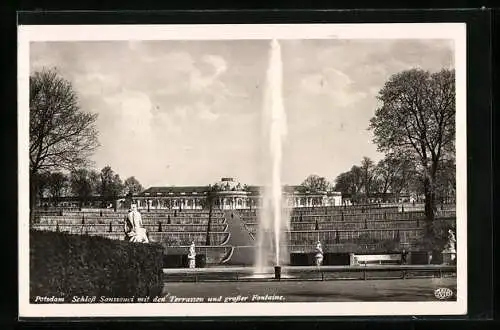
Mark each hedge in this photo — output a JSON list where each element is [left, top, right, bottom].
[[30, 230, 164, 302]]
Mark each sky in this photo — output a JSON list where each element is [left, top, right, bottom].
[[30, 39, 454, 188]]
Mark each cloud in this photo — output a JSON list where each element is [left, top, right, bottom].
[[197, 103, 221, 122], [190, 55, 228, 92], [299, 68, 366, 107], [102, 90, 154, 144], [29, 39, 454, 187], [204, 54, 227, 77]]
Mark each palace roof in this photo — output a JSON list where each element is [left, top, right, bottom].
[[138, 184, 338, 196]]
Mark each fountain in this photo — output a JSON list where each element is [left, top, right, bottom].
[[253, 39, 290, 278]]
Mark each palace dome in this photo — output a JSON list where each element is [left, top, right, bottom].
[[212, 177, 245, 191]]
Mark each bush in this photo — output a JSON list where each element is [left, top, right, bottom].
[[30, 230, 163, 302], [163, 235, 182, 246], [420, 220, 455, 251]]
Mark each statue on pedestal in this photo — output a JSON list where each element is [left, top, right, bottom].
[[125, 204, 149, 243], [445, 229, 457, 263], [315, 240, 324, 267], [188, 241, 196, 268], [349, 253, 358, 266]]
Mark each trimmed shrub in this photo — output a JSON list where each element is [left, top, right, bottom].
[[420, 220, 455, 251], [30, 230, 163, 302]]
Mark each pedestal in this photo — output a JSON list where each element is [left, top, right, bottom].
[[274, 266, 281, 280], [442, 251, 456, 265], [349, 253, 357, 266], [188, 257, 196, 269], [315, 254, 323, 267]]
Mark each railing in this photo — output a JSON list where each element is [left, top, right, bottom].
[[220, 247, 235, 264], [35, 215, 227, 225], [245, 219, 455, 231], [240, 212, 456, 223], [287, 242, 422, 253], [31, 223, 228, 233], [246, 228, 424, 241], [164, 245, 232, 264], [162, 264, 457, 282]]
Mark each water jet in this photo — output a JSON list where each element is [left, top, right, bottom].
[[254, 39, 290, 277]]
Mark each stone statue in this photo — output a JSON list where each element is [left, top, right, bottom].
[[447, 229, 457, 262], [349, 253, 358, 266], [188, 241, 196, 268], [125, 204, 149, 243], [315, 240, 324, 267]]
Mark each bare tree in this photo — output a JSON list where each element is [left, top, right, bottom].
[[70, 168, 100, 208], [30, 69, 99, 218], [369, 69, 455, 222], [46, 172, 68, 206], [32, 171, 50, 205], [360, 157, 375, 200], [390, 155, 418, 201], [373, 157, 397, 201], [434, 156, 456, 205], [374, 153, 417, 202]]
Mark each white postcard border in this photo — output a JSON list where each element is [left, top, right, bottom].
[[18, 23, 467, 318]]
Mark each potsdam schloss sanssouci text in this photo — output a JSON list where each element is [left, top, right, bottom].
[[33, 294, 286, 303]]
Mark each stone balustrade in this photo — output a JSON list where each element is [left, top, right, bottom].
[[245, 218, 454, 231], [163, 246, 232, 264], [287, 229, 422, 245], [36, 214, 226, 225], [149, 232, 229, 246], [32, 223, 227, 233], [239, 211, 450, 223], [31, 225, 230, 246], [287, 242, 422, 254]]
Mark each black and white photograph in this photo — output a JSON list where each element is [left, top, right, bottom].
[[18, 23, 467, 317]]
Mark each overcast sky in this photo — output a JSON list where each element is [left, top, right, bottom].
[[30, 39, 454, 188]]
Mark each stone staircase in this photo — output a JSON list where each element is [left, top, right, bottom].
[[222, 210, 255, 266]]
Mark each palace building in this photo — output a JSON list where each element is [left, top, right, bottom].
[[132, 178, 342, 210], [132, 177, 342, 211], [38, 177, 342, 210]]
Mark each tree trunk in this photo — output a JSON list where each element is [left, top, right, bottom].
[[29, 170, 38, 224], [423, 175, 436, 223]]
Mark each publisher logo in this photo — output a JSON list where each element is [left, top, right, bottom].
[[434, 288, 454, 300]]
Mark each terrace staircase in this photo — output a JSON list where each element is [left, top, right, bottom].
[[222, 210, 255, 266]]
